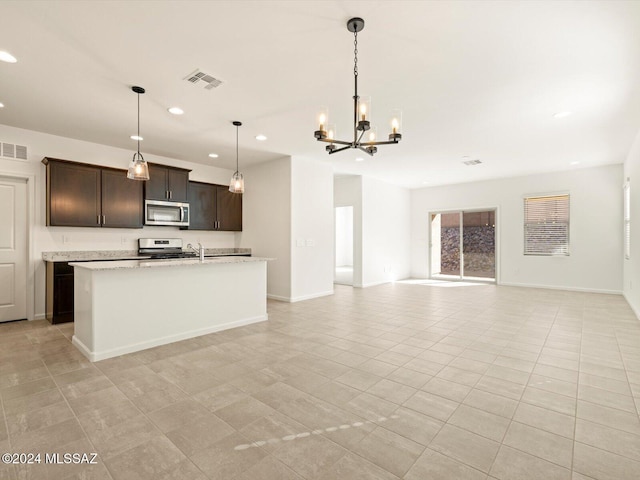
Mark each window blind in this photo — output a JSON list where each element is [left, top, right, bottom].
[[524, 194, 569, 255], [624, 182, 631, 260]]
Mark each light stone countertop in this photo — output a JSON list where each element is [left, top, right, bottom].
[[42, 248, 251, 262], [69, 256, 272, 271]]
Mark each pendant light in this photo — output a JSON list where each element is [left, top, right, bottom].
[[127, 86, 150, 180], [229, 121, 244, 193]]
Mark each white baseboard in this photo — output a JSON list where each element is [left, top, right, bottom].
[[623, 292, 640, 321], [499, 281, 622, 295], [72, 314, 268, 362], [268, 290, 334, 303], [355, 280, 390, 288], [33, 313, 46, 321], [267, 293, 291, 302]]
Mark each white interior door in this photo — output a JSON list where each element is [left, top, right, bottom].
[[0, 177, 27, 322]]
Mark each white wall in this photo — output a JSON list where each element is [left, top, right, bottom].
[[411, 164, 623, 293], [239, 156, 291, 300], [624, 128, 640, 317], [361, 176, 411, 287], [290, 157, 334, 301], [335, 206, 354, 266], [0, 123, 236, 320], [334, 176, 363, 286]]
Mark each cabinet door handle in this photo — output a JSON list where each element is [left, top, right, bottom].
[[97, 215, 101, 225], [169, 190, 172, 200], [102, 215, 106, 225]]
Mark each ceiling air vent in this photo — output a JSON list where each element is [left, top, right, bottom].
[[1, 142, 28, 160], [463, 159, 482, 166], [184, 69, 223, 90]]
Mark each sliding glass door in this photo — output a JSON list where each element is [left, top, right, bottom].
[[430, 209, 496, 281]]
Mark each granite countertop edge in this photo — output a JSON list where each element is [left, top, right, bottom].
[[42, 248, 252, 262], [69, 256, 274, 271]]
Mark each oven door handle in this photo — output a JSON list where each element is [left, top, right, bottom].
[[180, 206, 184, 223]]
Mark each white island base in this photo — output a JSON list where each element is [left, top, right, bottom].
[[70, 257, 269, 362]]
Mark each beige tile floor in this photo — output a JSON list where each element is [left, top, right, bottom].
[[1, 283, 640, 479]]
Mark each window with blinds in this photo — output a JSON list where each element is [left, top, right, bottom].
[[624, 182, 631, 260], [524, 194, 570, 255]]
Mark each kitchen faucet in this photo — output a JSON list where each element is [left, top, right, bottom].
[[186, 243, 205, 261]]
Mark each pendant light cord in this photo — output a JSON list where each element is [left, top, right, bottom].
[[235, 124, 239, 174], [137, 93, 140, 155]]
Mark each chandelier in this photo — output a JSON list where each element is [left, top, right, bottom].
[[314, 17, 402, 156]]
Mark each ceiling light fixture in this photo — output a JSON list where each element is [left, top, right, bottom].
[[229, 121, 244, 194], [553, 111, 572, 118], [255, 134, 267, 141], [314, 17, 402, 156], [355, 157, 364, 162], [168, 107, 184, 115], [208, 153, 219, 158], [126, 86, 150, 181], [570, 161, 580, 165], [130, 135, 143, 141], [0, 102, 4, 108], [0, 51, 17, 63]]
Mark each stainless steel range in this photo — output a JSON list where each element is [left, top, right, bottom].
[[138, 238, 198, 259]]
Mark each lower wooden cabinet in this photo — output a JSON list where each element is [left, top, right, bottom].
[[45, 262, 74, 324], [186, 181, 242, 231]]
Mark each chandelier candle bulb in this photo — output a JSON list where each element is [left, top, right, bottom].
[[315, 107, 329, 140], [389, 109, 403, 141]]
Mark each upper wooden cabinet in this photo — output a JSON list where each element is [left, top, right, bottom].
[[186, 181, 242, 231], [216, 185, 242, 231], [145, 164, 190, 202], [43, 158, 143, 228]]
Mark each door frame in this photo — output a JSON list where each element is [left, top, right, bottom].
[[0, 171, 35, 321], [428, 206, 500, 284]]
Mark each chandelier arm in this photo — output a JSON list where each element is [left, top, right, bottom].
[[317, 138, 353, 146], [327, 145, 353, 155], [362, 140, 402, 146], [357, 146, 375, 156], [356, 129, 366, 145]]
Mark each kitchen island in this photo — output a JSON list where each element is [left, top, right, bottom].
[[70, 256, 270, 361]]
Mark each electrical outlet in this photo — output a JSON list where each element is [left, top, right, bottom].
[[62, 235, 70, 244]]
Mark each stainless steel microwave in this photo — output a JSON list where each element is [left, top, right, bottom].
[[144, 200, 190, 227]]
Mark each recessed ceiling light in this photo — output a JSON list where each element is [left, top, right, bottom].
[[167, 107, 184, 115], [130, 135, 143, 141], [422, 181, 429, 185], [553, 111, 572, 118], [570, 161, 580, 165], [208, 153, 219, 158], [0, 102, 4, 108], [355, 157, 364, 162], [0, 51, 17, 63], [255, 134, 267, 141]]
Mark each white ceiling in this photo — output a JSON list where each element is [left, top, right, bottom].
[[1, 0, 640, 188]]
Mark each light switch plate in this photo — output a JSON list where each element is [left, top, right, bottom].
[[306, 239, 315, 247], [296, 239, 305, 247]]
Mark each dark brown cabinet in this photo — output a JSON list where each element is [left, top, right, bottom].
[[186, 181, 242, 231], [216, 185, 243, 231], [43, 158, 143, 228], [145, 164, 189, 202], [45, 262, 74, 324]]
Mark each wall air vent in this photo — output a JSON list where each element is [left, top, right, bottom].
[[463, 159, 482, 166], [1, 142, 28, 160], [184, 69, 223, 90]]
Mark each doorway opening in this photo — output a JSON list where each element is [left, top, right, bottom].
[[335, 206, 354, 285], [430, 209, 496, 282]]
